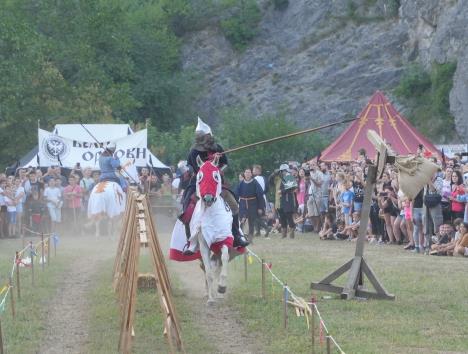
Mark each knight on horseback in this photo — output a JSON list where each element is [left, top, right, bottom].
[[98, 142, 126, 189], [180, 117, 249, 255]]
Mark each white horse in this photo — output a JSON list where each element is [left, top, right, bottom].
[[87, 181, 126, 237]]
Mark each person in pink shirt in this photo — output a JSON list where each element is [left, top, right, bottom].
[[449, 171, 465, 221], [63, 175, 83, 232]]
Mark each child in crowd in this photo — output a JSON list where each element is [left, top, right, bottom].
[[339, 181, 354, 226], [4, 185, 17, 237], [29, 191, 45, 233], [343, 212, 361, 240], [43, 178, 63, 232], [430, 224, 454, 255], [319, 214, 337, 240], [334, 220, 347, 240], [454, 222, 468, 257], [14, 178, 26, 236]]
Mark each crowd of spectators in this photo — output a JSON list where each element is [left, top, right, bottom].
[[233, 147, 468, 258], [0, 164, 175, 238]]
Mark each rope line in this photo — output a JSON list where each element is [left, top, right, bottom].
[[1, 233, 59, 314], [246, 247, 345, 354]]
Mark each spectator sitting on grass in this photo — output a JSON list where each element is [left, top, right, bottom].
[[319, 213, 336, 240], [333, 220, 347, 240], [430, 223, 455, 255], [343, 211, 361, 240], [454, 222, 468, 257]]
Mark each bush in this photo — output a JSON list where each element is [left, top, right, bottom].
[[220, 0, 262, 51], [217, 108, 327, 182], [272, 0, 289, 11], [394, 64, 431, 98], [394, 62, 457, 142]]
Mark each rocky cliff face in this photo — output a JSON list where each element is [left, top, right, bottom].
[[181, 0, 468, 141]]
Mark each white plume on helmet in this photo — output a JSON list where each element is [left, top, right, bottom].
[[195, 116, 212, 136], [106, 142, 117, 150]]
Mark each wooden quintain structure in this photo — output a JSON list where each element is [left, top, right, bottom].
[[113, 188, 184, 353], [311, 130, 395, 300]]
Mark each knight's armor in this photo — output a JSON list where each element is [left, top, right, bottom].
[[181, 118, 249, 253]]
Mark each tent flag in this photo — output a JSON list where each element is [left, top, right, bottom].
[[320, 91, 441, 161]]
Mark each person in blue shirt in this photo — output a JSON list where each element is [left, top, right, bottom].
[[340, 181, 355, 226], [98, 142, 121, 186]]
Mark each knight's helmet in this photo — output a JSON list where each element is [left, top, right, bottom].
[[195, 116, 212, 136], [106, 142, 117, 152]]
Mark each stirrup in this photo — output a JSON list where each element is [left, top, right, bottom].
[[234, 235, 250, 248], [182, 242, 195, 256]]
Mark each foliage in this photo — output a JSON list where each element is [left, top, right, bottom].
[[217, 108, 327, 182], [220, 0, 262, 51], [148, 124, 195, 167], [272, 0, 289, 11], [394, 62, 457, 143], [0, 0, 200, 168]]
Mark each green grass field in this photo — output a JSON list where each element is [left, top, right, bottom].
[[0, 236, 69, 353], [2, 230, 467, 354], [227, 233, 468, 354], [87, 254, 215, 354]]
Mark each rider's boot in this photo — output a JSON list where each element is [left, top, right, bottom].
[[182, 223, 197, 256], [232, 214, 250, 248]]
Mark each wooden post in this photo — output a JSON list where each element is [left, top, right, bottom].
[[30, 241, 35, 286], [0, 316, 4, 354], [41, 233, 45, 271], [326, 336, 331, 354], [15, 252, 20, 300], [244, 253, 248, 282], [9, 277, 15, 319], [54, 235, 57, 257], [311, 304, 315, 353], [283, 284, 288, 329], [261, 259, 265, 300], [47, 237, 50, 267]]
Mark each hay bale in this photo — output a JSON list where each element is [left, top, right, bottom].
[[137, 273, 157, 290]]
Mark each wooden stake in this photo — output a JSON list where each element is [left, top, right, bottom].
[[15, 252, 20, 300], [41, 233, 45, 271], [30, 242, 35, 286], [47, 237, 50, 267], [244, 253, 248, 282], [261, 259, 265, 300], [0, 316, 4, 354], [283, 284, 288, 329], [326, 336, 331, 354], [311, 305, 315, 353], [9, 277, 15, 319]]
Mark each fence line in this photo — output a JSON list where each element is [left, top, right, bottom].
[[246, 247, 346, 354], [0, 232, 60, 352]]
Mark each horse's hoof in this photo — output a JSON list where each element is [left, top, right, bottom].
[[206, 298, 216, 305], [217, 285, 227, 294]]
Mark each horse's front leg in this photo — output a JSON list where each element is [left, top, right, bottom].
[[199, 234, 216, 304], [217, 244, 229, 297]]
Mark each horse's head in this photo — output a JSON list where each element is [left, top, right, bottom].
[[196, 155, 222, 207]]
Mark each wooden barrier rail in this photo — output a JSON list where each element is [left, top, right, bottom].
[[113, 188, 184, 354]]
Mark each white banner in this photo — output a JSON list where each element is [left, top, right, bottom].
[[38, 128, 148, 169], [435, 144, 468, 158]]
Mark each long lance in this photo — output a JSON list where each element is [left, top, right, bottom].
[[78, 123, 140, 186], [222, 118, 357, 154]]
